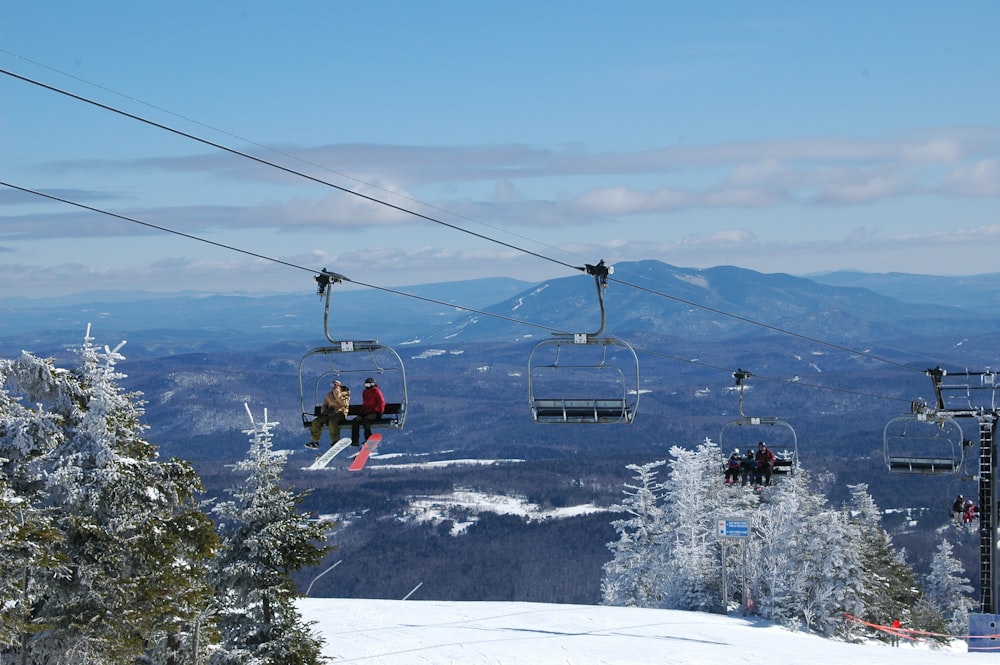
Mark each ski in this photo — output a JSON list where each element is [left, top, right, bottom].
[[348, 433, 382, 471], [306, 437, 353, 470]]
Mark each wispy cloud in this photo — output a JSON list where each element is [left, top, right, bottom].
[[5, 127, 998, 242]]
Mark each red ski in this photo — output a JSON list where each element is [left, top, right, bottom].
[[348, 433, 382, 471]]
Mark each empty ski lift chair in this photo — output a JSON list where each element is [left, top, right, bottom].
[[528, 260, 639, 424]]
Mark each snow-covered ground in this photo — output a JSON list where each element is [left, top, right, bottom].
[[401, 488, 609, 534], [299, 598, 973, 664]]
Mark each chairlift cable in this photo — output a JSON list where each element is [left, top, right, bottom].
[[0, 68, 580, 275], [0, 50, 593, 270], [607, 275, 923, 373], [340, 276, 571, 335], [1, 178, 924, 407], [0, 48, 585, 270], [0, 180, 313, 275], [0, 180, 572, 338], [634, 346, 915, 406], [0, 67, 961, 385]]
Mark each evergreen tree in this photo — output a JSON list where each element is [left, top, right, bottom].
[[925, 538, 976, 636], [0, 473, 65, 655], [751, 473, 866, 636], [601, 461, 669, 607], [659, 439, 733, 613], [602, 440, 927, 639], [846, 484, 923, 641], [0, 330, 218, 664], [209, 405, 329, 665]]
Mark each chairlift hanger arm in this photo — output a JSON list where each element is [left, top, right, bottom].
[[733, 369, 752, 417], [313, 269, 378, 346], [573, 259, 613, 338]]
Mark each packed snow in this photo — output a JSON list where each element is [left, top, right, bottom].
[[298, 598, 974, 664]]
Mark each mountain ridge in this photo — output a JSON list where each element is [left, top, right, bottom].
[[5, 261, 996, 354]]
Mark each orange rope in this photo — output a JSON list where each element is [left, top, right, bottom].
[[842, 613, 1000, 644]]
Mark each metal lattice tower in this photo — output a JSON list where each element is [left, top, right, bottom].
[[979, 415, 997, 612], [921, 368, 1000, 613]]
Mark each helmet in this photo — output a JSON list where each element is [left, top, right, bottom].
[[733, 448, 740, 455]]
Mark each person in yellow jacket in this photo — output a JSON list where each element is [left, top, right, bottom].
[[306, 380, 351, 448]]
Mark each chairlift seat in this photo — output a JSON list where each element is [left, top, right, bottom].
[[532, 398, 632, 424], [304, 403, 404, 429], [886, 456, 958, 474]]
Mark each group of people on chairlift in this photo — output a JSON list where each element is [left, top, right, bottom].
[[307, 377, 385, 449], [952, 494, 979, 525], [725, 441, 778, 487]]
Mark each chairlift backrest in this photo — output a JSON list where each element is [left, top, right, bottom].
[[883, 413, 964, 475], [298, 342, 408, 431], [528, 335, 639, 424], [526, 260, 639, 424], [298, 272, 408, 431], [718, 370, 799, 475]]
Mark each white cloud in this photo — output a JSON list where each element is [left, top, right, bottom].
[[943, 159, 1000, 197]]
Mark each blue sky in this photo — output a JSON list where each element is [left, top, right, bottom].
[[2, 1, 999, 297]]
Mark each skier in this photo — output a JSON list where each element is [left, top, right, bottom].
[[739, 449, 756, 486], [306, 380, 351, 449], [755, 441, 776, 486], [952, 495, 965, 525], [351, 377, 386, 446], [724, 449, 741, 485]]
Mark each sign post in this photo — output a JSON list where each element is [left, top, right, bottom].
[[718, 517, 750, 613]]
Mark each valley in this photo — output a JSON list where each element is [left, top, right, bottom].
[[3, 261, 998, 603]]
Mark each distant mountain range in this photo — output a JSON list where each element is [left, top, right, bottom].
[[810, 270, 1000, 310], [4, 261, 999, 355], [4, 260, 994, 603]]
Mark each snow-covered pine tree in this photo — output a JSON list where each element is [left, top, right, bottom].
[[0, 329, 218, 664], [0, 472, 65, 655], [601, 460, 669, 607], [925, 538, 976, 636], [659, 438, 734, 613], [209, 405, 329, 665], [750, 473, 866, 636], [0, 360, 68, 654], [846, 483, 923, 642]]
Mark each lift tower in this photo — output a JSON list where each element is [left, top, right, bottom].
[[920, 368, 1000, 614]]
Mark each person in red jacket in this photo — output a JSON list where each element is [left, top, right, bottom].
[[755, 441, 777, 486], [964, 499, 979, 524], [351, 377, 386, 446]]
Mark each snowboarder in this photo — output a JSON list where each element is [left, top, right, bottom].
[[307, 380, 351, 449], [351, 377, 386, 446], [755, 441, 776, 486], [724, 449, 741, 485]]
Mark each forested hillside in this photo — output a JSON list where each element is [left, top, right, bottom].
[[4, 262, 998, 606]]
